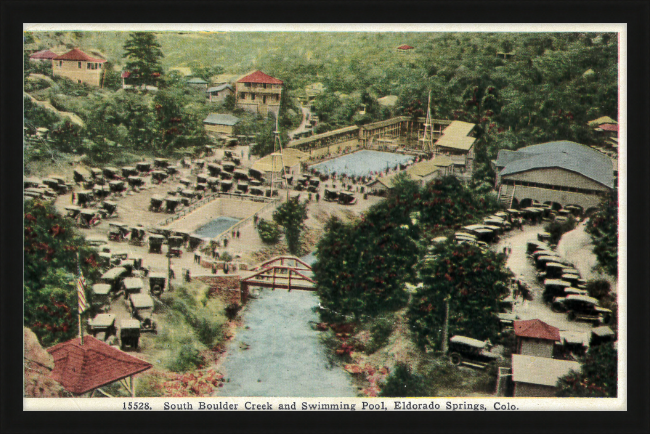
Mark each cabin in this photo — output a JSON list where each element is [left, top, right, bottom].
[[514, 319, 561, 359], [52, 48, 106, 87], [495, 141, 615, 212], [203, 114, 240, 137], [206, 84, 234, 103], [187, 77, 209, 90], [235, 70, 283, 118], [433, 121, 477, 174], [29, 49, 59, 62], [511, 354, 580, 397]]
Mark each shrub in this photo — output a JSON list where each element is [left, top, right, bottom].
[[225, 302, 241, 321], [365, 317, 395, 354], [544, 216, 576, 244], [586, 279, 612, 301], [379, 363, 428, 397], [256, 218, 281, 244], [167, 344, 206, 372]]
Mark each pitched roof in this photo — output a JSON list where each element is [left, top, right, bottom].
[[514, 319, 561, 341], [207, 84, 233, 93], [204, 113, 240, 126], [397, 44, 414, 50], [598, 123, 618, 132], [434, 121, 477, 151], [588, 116, 616, 127], [289, 125, 359, 148], [407, 160, 443, 178], [53, 48, 106, 63], [30, 49, 59, 60], [237, 70, 283, 85], [252, 153, 303, 173], [497, 141, 614, 189], [512, 354, 580, 387], [47, 336, 152, 395], [187, 77, 208, 84]]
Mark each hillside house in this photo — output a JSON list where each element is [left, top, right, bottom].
[[235, 70, 283, 118], [514, 319, 561, 359], [29, 49, 59, 62], [187, 77, 209, 90], [495, 141, 615, 211], [511, 354, 580, 397], [206, 84, 234, 103], [203, 114, 240, 137], [433, 121, 477, 174], [52, 48, 106, 87], [588, 116, 618, 149]]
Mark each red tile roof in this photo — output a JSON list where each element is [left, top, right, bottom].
[[47, 336, 152, 395], [598, 124, 618, 132], [53, 48, 106, 63], [30, 49, 59, 60], [236, 70, 283, 85], [514, 319, 561, 341], [121, 71, 131, 79], [397, 44, 414, 50]]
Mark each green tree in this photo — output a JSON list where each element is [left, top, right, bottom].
[[24, 200, 102, 347], [408, 241, 511, 350], [586, 192, 618, 276], [379, 363, 428, 397], [273, 197, 309, 255], [556, 342, 617, 397], [256, 218, 281, 244], [123, 32, 164, 88]]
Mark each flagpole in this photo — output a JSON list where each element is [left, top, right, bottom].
[[77, 252, 84, 345]]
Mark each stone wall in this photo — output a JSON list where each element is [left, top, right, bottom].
[[193, 275, 241, 305]]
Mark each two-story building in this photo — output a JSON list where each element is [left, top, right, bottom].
[[433, 120, 477, 175], [235, 70, 283, 118], [52, 48, 106, 87]]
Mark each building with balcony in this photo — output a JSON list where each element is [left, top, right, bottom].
[[52, 48, 106, 87], [235, 70, 283, 118]]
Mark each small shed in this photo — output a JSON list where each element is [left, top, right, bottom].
[[206, 83, 234, 103], [203, 113, 240, 137], [511, 354, 580, 397], [514, 319, 561, 359]]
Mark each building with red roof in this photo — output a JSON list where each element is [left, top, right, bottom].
[[397, 44, 414, 50], [235, 70, 283, 118], [29, 49, 59, 62], [52, 48, 107, 87], [47, 335, 152, 396], [514, 319, 561, 359]]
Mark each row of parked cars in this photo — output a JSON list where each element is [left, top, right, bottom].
[[24, 176, 71, 202], [87, 248, 169, 350], [527, 240, 613, 326]]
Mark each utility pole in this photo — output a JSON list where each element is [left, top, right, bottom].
[[419, 90, 434, 154], [167, 251, 173, 292]]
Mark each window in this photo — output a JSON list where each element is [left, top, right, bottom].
[[78, 62, 82, 68], [58, 61, 63, 67], [263, 95, 267, 104], [251, 94, 256, 101], [239, 93, 246, 100], [263, 83, 267, 89], [245, 83, 251, 88]]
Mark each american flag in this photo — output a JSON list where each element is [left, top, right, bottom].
[[77, 265, 88, 314]]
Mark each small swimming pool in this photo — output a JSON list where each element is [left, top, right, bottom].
[[310, 150, 414, 177], [193, 216, 241, 238]]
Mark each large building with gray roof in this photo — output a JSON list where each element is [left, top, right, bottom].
[[495, 141, 615, 212]]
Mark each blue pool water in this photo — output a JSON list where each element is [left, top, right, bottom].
[[310, 150, 414, 177], [193, 216, 241, 238]]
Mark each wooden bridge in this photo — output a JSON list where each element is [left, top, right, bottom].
[[240, 256, 316, 303]]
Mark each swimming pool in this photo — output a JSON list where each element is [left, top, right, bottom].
[[310, 150, 414, 177], [193, 216, 241, 238]]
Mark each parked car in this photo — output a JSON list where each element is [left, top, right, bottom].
[[448, 335, 501, 369]]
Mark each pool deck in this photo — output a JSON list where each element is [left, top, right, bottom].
[[309, 150, 414, 178]]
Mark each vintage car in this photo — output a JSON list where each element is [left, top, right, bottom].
[[448, 335, 501, 369], [121, 166, 138, 178], [91, 283, 112, 312], [167, 236, 184, 258], [136, 162, 152, 173], [233, 169, 249, 181], [590, 326, 616, 347], [109, 180, 126, 193], [148, 234, 165, 254], [102, 167, 119, 179], [221, 180, 233, 192], [101, 266, 129, 293], [543, 279, 573, 302], [164, 197, 181, 213], [119, 319, 141, 350], [75, 190, 94, 208], [551, 295, 612, 325], [208, 163, 222, 177], [236, 182, 249, 193], [129, 226, 146, 246], [73, 167, 92, 184], [127, 176, 144, 188], [87, 314, 117, 342], [149, 272, 167, 297], [128, 294, 157, 333], [154, 158, 169, 169], [338, 191, 357, 205], [108, 222, 129, 242], [222, 162, 236, 173], [122, 277, 144, 299], [77, 209, 101, 228], [102, 200, 118, 218], [323, 188, 339, 202]]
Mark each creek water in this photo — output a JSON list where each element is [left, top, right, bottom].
[[214, 253, 356, 397]]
